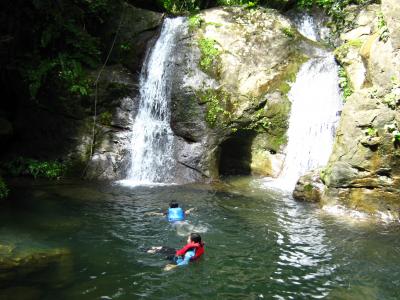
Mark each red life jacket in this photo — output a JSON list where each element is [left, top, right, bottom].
[[175, 241, 204, 261]]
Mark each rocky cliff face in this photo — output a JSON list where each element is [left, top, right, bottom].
[[170, 6, 305, 182], [68, 5, 163, 179], [294, 0, 400, 219]]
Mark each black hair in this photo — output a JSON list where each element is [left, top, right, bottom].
[[169, 201, 179, 208], [190, 233, 202, 244]]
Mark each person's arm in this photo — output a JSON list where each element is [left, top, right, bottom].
[[144, 211, 165, 217], [176, 250, 195, 266], [185, 208, 195, 215], [164, 251, 195, 271]]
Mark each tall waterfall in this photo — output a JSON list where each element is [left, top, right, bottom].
[[121, 18, 185, 186], [264, 15, 343, 191]]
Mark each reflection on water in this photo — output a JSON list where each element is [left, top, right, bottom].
[[0, 178, 399, 300]]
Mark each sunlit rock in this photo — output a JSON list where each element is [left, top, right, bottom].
[[171, 6, 305, 180], [322, 2, 400, 218], [293, 169, 325, 202]]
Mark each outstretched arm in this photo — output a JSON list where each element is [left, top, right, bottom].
[[164, 251, 195, 271], [185, 208, 195, 215], [144, 211, 165, 217]]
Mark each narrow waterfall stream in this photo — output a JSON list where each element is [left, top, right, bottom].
[[264, 15, 343, 191], [121, 18, 185, 186]]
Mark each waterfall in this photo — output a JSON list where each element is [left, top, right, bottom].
[[296, 14, 319, 42], [120, 17, 185, 186], [264, 16, 343, 191]]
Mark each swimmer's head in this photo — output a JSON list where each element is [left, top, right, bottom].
[[169, 201, 179, 208], [188, 233, 202, 244]]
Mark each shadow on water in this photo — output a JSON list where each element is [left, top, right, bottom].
[[0, 178, 399, 299]]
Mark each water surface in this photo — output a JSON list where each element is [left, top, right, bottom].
[[0, 178, 399, 299]]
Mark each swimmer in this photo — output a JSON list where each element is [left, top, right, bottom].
[[147, 233, 205, 271], [145, 201, 195, 222]]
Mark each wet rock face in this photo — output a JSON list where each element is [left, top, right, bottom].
[[170, 6, 303, 180], [104, 3, 163, 73], [68, 5, 163, 180], [320, 2, 400, 217], [69, 65, 138, 180]]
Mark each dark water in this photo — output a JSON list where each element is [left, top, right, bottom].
[[0, 178, 399, 300]]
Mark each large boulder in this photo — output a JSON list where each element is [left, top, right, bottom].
[[293, 169, 325, 203], [320, 3, 400, 218], [170, 6, 305, 181]]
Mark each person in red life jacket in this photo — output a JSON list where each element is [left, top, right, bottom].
[[147, 233, 205, 271]]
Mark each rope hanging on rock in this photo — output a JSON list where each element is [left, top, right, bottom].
[[83, 10, 125, 176]]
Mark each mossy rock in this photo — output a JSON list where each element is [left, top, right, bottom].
[[0, 246, 72, 286]]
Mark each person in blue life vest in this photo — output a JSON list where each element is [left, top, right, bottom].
[[147, 233, 205, 271], [145, 201, 195, 222]]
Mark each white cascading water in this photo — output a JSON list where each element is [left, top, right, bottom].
[[296, 14, 319, 42], [120, 18, 184, 186], [264, 15, 343, 191]]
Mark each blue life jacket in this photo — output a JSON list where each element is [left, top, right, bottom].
[[167, 207, 184, 222]]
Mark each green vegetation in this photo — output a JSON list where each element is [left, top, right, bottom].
[[246, 108, 271, 133], [2, 157, 65, 179], [217, 0, 259, 8], [189, 14, 204, 31], [297, 0, 375, 31], [1, 0, 122, 102], [157, 0, 201, 14], [98, 111, 113, 126], [338, 66, 353, 100], [206, 96, 226, 126], [377, 11, 389, 42], [196, 89, 231, 127], [334, 39, 363, 62], [304, 183, 313, 192], [0, 177, 9, 200], [281, 26, 295, 38], [198, 38, 221, 74], [385, 123, 400, 143], [364, 127, 377, 137], [383, 77, 400, 109]]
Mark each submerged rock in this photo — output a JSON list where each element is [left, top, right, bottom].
[[0, 244, 72, 288]]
